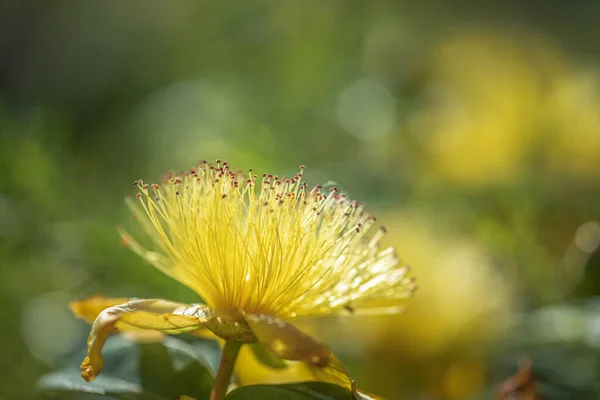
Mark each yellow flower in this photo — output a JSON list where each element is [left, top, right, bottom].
[[71, 161, 415, 399]]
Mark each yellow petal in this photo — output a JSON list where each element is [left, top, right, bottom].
[[80, 299, 209, 382], [241, 313, 356, 395], [69, 296, 131, 323], [70, 295, 216, 339]]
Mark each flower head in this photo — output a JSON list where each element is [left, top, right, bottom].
[[121, 161, 415, 319], [71, 161, 415, 397]]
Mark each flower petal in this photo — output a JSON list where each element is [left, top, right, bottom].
[[70, 295, 215, 339], [80, 299, 208, 382], [69, 296, 131, 323], [241, 313, 356, 394]]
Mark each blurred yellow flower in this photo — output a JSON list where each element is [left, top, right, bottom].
[[408, 28, 600, 185], [544, 71, 600, 177], [71, 161, 415, 399], [305, 210, 512, 399], [369, 210, 512, 353]]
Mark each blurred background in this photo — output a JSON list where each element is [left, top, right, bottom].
[[1, 1, 600, 399]]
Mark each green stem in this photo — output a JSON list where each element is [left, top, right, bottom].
[[210, 340, 242, 400]]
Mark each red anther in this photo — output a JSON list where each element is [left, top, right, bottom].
[[216, 159, 221, 164], [246, 179, 252, 184], [142, 184, 149, 190], [380, 226, 387, 233], [136, 193, 142, 199], [248, 168, 253, 172], [222, 194, 228, 199], [175, 191, 180, 195], [316, 185, 323, 189], [355, 227, 360, 233], [214, 179, 219, 182], [172, 177, 182, 184], [185, 185, 190, 190], [330, 187, 338, 192], [262, 173, 267, 178], [268, 174, 273, 179], [151, 184, 160, 190], [300, 165, 305, 169]]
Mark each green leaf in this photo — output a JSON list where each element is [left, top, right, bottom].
[[38, 335, 214, 400], [225, 382, 358, 400], [248, 342, 288, 369]]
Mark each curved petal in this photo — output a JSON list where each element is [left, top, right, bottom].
[[76, 297, 258, 382], [241, 313, 357, 396], [69, 296, 131, 323], [80, 298, 206, 382], [70, 296, 215, 340]]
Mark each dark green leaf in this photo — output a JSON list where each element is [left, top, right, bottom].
[[225, 382, 358, 400], [38, 335, 214, 400]]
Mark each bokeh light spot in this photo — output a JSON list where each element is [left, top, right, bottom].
[[575, 221, 600, 253], [336, 79, 396, 141], [21, 292, 84, 365]]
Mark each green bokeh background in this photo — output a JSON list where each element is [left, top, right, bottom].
[[2, 2, 600, 399]]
